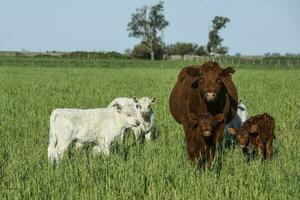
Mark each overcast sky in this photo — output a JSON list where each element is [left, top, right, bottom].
[[0, 0, 299, 55]]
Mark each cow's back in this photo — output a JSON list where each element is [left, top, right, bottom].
[[169, 66, 200, 124]]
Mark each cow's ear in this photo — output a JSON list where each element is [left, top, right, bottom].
[[133, 96, 139, 103], [150, 97, 156, 104], [186, 67, 200, 77], [249, 124, 258, 133], [213, 113, 225, 124], [113, 103, 123, 113], [221, 67, 235, 77], [227, 128, 236, 135]]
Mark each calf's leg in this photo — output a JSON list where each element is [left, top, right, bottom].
[[55, 139, 72, 161], [144, 131, 152, 141], [93, 143, 110, 156], [266, 139, 273, 159]]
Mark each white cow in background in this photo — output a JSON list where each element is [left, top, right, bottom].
[[47, 103, 140, 163], [108, 97, 156, 141], [225, 100, 248, 141]]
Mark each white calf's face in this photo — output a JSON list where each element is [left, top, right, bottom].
[[116, 104, 140, 127], [136, 97, 156, 118]]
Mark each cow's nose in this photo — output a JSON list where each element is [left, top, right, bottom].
[[205, 92, 216, 101], [136, 120, 140, 126], [203, 131, 211, 136]]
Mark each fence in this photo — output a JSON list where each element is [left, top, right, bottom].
[[178, 55, 300, 68]]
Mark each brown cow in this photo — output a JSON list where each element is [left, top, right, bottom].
[[227, 113, 275, 159], [169, 61, 238, 148], [184, 113, 225, 167]]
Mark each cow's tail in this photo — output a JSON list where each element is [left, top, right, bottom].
[[48, 110, 59, 164]]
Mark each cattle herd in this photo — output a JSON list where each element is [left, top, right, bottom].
[[169, 61, 276, 168], [47, 61, 276, 169]]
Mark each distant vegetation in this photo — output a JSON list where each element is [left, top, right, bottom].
[[127, 1, 169, 60]]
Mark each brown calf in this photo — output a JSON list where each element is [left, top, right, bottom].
[[227, 113, 275, 159], [184, 113, 225, 168]]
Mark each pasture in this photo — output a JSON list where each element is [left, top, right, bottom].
[[0, 58, 299, 199]]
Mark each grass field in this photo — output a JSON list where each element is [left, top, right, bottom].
[[0, 58, 299, 199]]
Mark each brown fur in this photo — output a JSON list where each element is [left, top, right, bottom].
[[169, 61, 238, 149], [184, 113, 225, 168], [228, 113, 275, 159]]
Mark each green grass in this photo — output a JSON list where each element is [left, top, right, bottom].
[[0, 58, 299, 199]]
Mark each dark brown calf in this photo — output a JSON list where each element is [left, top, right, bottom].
[[184, 113, 225, 168], [227, 113, 275, 159]]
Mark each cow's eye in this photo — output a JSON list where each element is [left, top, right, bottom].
[[217, 76, 222, 81]]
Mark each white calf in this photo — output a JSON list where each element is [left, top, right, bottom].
[[225, 100, 248, 140], [108, 97, 156, 141], [47, 103, 140, 163]]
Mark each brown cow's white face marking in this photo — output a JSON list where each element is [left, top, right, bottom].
[[205, 92, 216, 102]]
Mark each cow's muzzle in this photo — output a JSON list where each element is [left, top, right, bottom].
[[132, 120, 140, 127], [202, 131, 211, 137], [204, 92, 216, 102], [141, 112, 149, 118]]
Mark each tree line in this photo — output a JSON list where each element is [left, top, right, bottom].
[[127, 2, 230, 60]]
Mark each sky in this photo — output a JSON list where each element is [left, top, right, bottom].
[[0, 0, 299, 55]]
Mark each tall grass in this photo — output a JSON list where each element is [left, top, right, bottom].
[[0, 59, 299, 199]]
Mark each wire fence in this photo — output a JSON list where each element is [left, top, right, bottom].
[[1, 51, 300, 68], [178, 55, 300, 68]]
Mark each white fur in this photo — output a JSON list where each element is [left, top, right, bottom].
[[225, 100, 248, 136], [47, 104, 140, 163], [108, 97, 156, 141]]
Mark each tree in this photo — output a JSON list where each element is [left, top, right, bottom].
[[166, 42, 198, 59], [127, 1, 169, 60], [214, 46, 228, 56], [196, 45, 208, 56], [207, 16, 230, 56], [124, 48, 131, 57], [131, 41, 164, 60]]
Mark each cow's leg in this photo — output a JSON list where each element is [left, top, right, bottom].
[[259, 139, 267, 159], [93, 143, 110, 156], [215, 122, 226, 147], [144, 131, 152, 141], [75, 141, 84, 149], [266, 138, 273, 159], [133, 128, 142, 140], [120, 129, 126, 141], [206, 148, 215, 170], [55, 139, 72, 161]]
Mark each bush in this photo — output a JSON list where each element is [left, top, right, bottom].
[[131, 42, 164, 60]]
